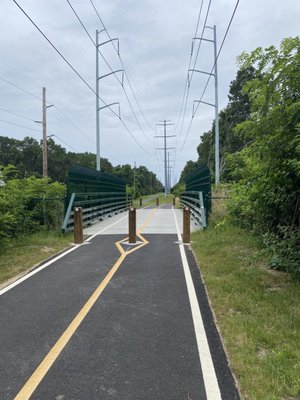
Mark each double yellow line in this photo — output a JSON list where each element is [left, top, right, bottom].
[[15, 208, 157, 399]]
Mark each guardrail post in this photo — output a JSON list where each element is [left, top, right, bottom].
[[199, 191, 207, 228], [129, 207, 136, 243], [139, 198, 142, 207], [74, 207, 83, 244], [182, 207, 190, 243], [156, 197, 159, 207]]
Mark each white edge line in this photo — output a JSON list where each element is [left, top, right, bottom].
[[0, 245, 80, 296], [85, 214, 128, 241], [172, 206, 222, 400]]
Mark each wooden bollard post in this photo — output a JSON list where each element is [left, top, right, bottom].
[[182, 207, 190, 243], [156, 197, 159, 207], [139, 198, 143, 207], [173, 197, 176, 206], [129, 207, 136, 243], [74, 207, 83, 244]]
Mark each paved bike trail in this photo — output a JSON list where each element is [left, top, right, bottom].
[[0, 208, 240, 399]]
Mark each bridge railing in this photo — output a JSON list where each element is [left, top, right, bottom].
[[180, 191, 207, 229], [62, 192, 132, 232]]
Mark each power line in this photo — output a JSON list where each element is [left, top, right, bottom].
[[0, 118, 41, 133], [12, 0, 151, 155], [0, 75, 40, 100], [0, 71, 120, 162], [52, 104, 95, 145], [90, 0, 155, 133], [0, 63, 94, 145], [189, 0, 213, 83], [176, 0, 212, 143], [179, 0, 240, 153], [51, 134, 79, 152], [175, 0, 205, 131], [67, 0, 153, 144], [0, 107, 37, 123]]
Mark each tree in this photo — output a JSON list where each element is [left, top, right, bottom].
[[196, 66, 258, 180], [179, 160, 200, 183], [228, 37, 300, 275]]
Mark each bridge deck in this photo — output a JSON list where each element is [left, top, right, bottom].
[[84, 204, 184, 236]]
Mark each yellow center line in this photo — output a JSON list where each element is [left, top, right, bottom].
[[137, 207, 157, 234], [15, 207, 158, 400], [14, 252, 126, 400]]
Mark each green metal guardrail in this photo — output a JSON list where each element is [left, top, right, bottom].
[[180, 191, 207, 228], [62, 192, 132, 232], [185, 164, 211, 216], [62, 166, 131, 232]]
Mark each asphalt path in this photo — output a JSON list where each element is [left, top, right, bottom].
[[0, 208, 240, 399]]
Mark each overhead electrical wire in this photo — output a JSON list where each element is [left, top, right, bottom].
[[0, 78, 121, 159], [0, 71, 119, 161], [0, 58, 97, 148], [178, 0, 240, 153], [0, 115, 81, 153], [176, 0, 212, 143], [90, 0, 155, 133], [173, 0, 208, 178], [0, 106, 38, 123], [12, 0, 152, 155], [0, 118, 42, 133], [0, 75, 40, 100], [175, 0, 204, 131], [51, 103, 121, 163], [66, 0, 153, 145], [51, 133, 79, 152]]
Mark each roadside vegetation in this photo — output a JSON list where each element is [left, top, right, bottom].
[[187, 37, 300, 399], [180, 37, 300, 279], [0, 231, 73, 285], [133, 193, 175, 208], [192, 222, 300, 400]]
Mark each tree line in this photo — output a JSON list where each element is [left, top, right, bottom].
[[0, 136, 163, 197], [0, 134, 163, 248], [177, 37, 300, 277]]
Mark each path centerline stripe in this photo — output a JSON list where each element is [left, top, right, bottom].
[[14, 252, 126, 400], [14, 207, 156, 399]]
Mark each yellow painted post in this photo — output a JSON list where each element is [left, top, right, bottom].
[[74, 207, 83, 244], [129, 207, 136, 243], [182, 207, 190, 243]]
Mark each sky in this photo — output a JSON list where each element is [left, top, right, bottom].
[[0, 0, 299, 185]]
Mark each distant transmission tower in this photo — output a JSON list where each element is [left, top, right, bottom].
[[155, 120, 175, 196]]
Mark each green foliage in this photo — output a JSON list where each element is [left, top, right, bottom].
[[263, 228, 300, 279], [0, 136, 162, 197], [171, 181, 185, 198], [114, 164, 163, 198], [179, 160, 200, 183], [191, 223, 300, 399], [196, 66, 258, 180], [0, 175, 65, 248], [227, 37, 300, 277]]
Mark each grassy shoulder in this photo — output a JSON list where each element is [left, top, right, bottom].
[[0, 230, 73, 285], [133, 193, 175, 208], [191, 224, 300, 400]]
